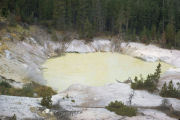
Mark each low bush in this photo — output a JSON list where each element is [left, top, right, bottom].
[[131, 63, 161, 92], [0, 81, 56, 98], [0, 81, 12, 95], [160, 81, 180, 99], [105, 101, 137, 117], [34, 84, 56, 97], [41, 95, 52, 108], [0, 81, 11, 95], [0, 81, 11, 88]]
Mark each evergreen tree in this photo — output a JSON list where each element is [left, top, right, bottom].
[[151, 25, 157, 41], [1, 0, 180, 48], [175, 31, 180, 48], [165, 22, 176, 47], [154, 63, 161, 82], [131, 63, 161, 92], [53, 0, 66, 30], [160, 82, 167, 96], [140, 26, 148, 43], [161, 31, 167, 47], [160, 80, 180, 99], [80, 18, 94, 39]]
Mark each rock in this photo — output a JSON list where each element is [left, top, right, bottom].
[[4, 50, 12, 59], [45, 109, 50, 114], [65, 40, 95, 53], [90, 39, 112, 52], [33, 93, 38, 97], [29, 37, 37, 44], [0, 95, 42, 119], [120, 42, 180, 68], [65, 39, 112, 53]]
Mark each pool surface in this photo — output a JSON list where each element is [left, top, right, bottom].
[[43, 52, 173, 91]]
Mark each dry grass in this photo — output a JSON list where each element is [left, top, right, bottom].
[[0, 81, 57, 97], [0, 42, 8, 54]]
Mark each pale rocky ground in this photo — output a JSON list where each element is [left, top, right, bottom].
[[53, 83, 180, 120], [0, 95, 41, 119], [0, 26, 180, 119]]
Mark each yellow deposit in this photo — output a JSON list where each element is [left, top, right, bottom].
[[43, 52, 173, 91]]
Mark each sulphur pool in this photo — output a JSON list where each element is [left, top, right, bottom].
[[43, 52, 173, 91]]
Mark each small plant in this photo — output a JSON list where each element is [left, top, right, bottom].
[[160, 81, 180, 99], [131, 63, 161, 92], [71, 100, 75, 103], [41, 95, 52, 109], [105, 101, 137, 117], [40, 83, 54, 108]]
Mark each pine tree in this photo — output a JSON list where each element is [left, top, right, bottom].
[[160, 80, 180, 99], [81, 18, 93, 39], [160, 82, 167, 96], [140, 26, 148, 43], [131, 29, 136, 41], [165, 23, 176, 47], [154, 63, 161, 82], [175, 31, 180, 48], [167, 80, 174, 96], [151, 24, 157, 41], [53, 0, 66, 30], [161, 31, 167, 48]]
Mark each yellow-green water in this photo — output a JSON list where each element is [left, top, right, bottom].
[[43, 52, 173, 91]]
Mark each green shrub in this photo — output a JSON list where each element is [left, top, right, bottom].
[[160, 81, 180, 99], [0, 81, 11, 88], [0, 81, 11, 95], [41, 95, 52, 108], [105, 101, 137, 117], [131, 63, 161, 92]]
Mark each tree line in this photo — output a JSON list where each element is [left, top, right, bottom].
[[0, 0, 180, 48]]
